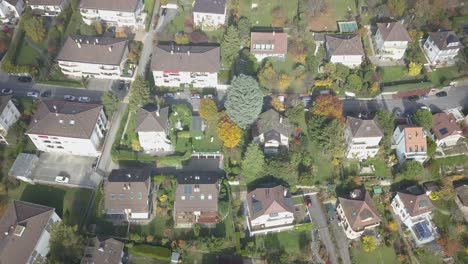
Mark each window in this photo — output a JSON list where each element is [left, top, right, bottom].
[[130, 192, 134, 199], [46, 145, 54, 148], [181, 196, 186, 200], [409, 147, 413, 152], [269, 212, 279, 217], [111, 193, 116, 200], [43, 140, 51, 143], [54, 141, 61, 144], [57, 146, 64, 149], [208, 195, 212, 200], [138, 192, 142, 200], [119, 193, 125, 199], [201, 194, 205, 200]]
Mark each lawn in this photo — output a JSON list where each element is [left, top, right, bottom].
[[8, 182, 92, 226], [238, 0, 298, 27], [144, 0, 156, 31], [361, 157, 392, 178], [381, 81, 434, 92], [427, 67, 465, 87], [308, 143, 336, 183], [165, 6, 188, 34], [15, 41, 39, 65], [351, 245, 399, 264], [192, 123, 222, 152], [378, 66, 422, 83], [120, 111, 138, 147], [254, 230, 312, 261]]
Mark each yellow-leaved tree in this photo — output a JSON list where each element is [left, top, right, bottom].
[[278, 74, 291, 90], [362, 235, 377, 252], [408, 62, 422, 76], [217, 113, 242, 149]]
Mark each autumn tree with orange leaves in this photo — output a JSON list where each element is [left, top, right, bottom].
[[310, 95, 343, 121], [217, 113, 242, 149]]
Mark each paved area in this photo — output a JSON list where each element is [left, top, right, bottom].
[[86, 78, 114, 91], [330, 218, 351, 264], [31, 153, 99, 188], [155, 8, 178, 33]]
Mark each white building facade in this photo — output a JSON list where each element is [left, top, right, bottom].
[[0, 96, 21, 144], [152, 71, 218, 88], [79, 0, 146, 28], [393, 126, 427, 165], [374, 22, 410, 60], [193, 0, 226, 29], [325, 34, 364, 68], [0, 0, 24, 23], [27, 211, 61, 263], [27, 0, 68, 16], [344, 117, 383, 160], [423, 31, 461, 65]]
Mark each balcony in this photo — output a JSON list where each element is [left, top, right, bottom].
[[99, 66, 118, 71], [59, 63, 79, 68]]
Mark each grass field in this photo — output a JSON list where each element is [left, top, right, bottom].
[[427, 67, 465, 87], [378, 66, 422, 83], [351, 245, 399, 264], [238, 0, 298, 27], [381, 81, 434, 92], [15, 42, 39, 65]]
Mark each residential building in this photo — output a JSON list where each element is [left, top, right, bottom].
[[374, 22, 411, 60], [250, 31, 288, 61], [392, 126, 427, 165], [431, 112, 464, 147], [135, 105, 172, 152], [81, 237, 125, 264], [104, 168, 152, 221], [455, 184, 468, 222], [391, 190, 438, 246], [252, 109, 293, 154], [344, 116, 383, 160], [336, 189, 381, 239], [0, 0, 24, 23], [174, 173, 219, 227], [193, 0, 226, 29], [79, 0, 146, 28], [443, 107, 465, 122], [423, 30, 461, 65], [56, 36, 130, 80], [151, 45, 220, 88], [0, 200, 61, 263], [26, 100, 107, 157], [325, 34, 364, 67], [26, 0, 68, 16], [0, 95, 21, 144], [246, 185, 295, 234]]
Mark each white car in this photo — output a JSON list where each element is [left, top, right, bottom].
[[419, 105, 430, 111], [1, 88, 13, 95], [26, 91, 39, 98], [55, 176, 69, 183], [78, 96, 91, 103], [64, 95, 76, 101]]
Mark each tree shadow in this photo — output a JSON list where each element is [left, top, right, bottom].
[[247, 176, 290, 192]]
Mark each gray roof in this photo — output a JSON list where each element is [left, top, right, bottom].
[[8, 153, 38, 179], [253, 109, 292, 138], [151, 45, 220, 72], [26, 0, 66, 6], [175, 174, 219, 212], [134, 105, 169, 132], [104, 168, 152, 213], [428, 31, 461, 51], [247, 185, 294, 220], [193, 0, 226, 14], [56, 36, 128, 65], [456, 185, 468, 207], [81, 237, 124, 264], [79, 0, 140, 12], [0, 95, 12, 114], [346, 116, 383, 138], [5, 0, 20, 5], [0, 201, 56, 264], [376, 22, 411, 42], [191, 116, 205, 132], [26, 100, 104, 139], [325, 34, 365, 56]]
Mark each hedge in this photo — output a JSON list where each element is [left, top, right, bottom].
[[111, 148, 155, 162], [157, 150, 191, 167], [129, 245, 171, 260]]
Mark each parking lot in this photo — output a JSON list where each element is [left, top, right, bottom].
[[31, 153, 100, 188]]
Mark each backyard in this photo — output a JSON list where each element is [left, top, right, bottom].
[[351, 244, 399, 264], [15, 41, 40, 65], [378, 66, 422, 84], [308, 0, 357, 31], [251, 230, 312, 262], [238, 0, 298, 27], [427, 67, 466, 87]]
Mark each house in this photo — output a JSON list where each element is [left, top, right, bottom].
[[193, 0, 227, 29], [431, 112, 464, 147], [104, 168, 152, 221], [391, 189, 438, 246], [174, 173, 219, 227], [0, 95, 21, 144], [454, 184, 468, 222], [26, 100, 107, 157], [0, 201, 61, 263], [81, 237, 125, 264], [0, 0, 24, 23], [252, 109, 293, 154], [246, 185, 295, 235], [79, 0, 146, 28], [56, 36, 130, 80], [344, 116, 383, 160], [134, 105, 172, 152], [325, 34, 364, 67], [392, 126, 427, 165], [374, 21, 411, 60], [250, 31, 288, 61], [336, 189, 381, 239], [423, 30, 461, 65], [151, 45, 220, 88], [26, 0, 68, 16]]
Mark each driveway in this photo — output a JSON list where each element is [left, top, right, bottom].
[[31, 152, 99, 188], [155, 8, 178, 33], [331, 218, 351, 264], [308, 194, 338, 264]]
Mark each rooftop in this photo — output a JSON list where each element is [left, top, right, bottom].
[[247, 185, 294, 220], [134, 105, 169, 133], [396, 191, 434, 217], [151, 45, 220, 73], [175, 173, 219, 213], [81, 237, 124, 264], [338, 190, 380, 232], [250, 31, 288, 55], [432, 112, 463, 140], [79, 0, 141, 12], [325, 34, 364, 56], [26, 0, 65, 6], [428, 30, 461, 50], [193, 0, 226, 14], [346, 116, 383, 138], [455, 184, 468, 207], [253, 109, 292, 138], [376, 22, 411, 42], [400, 126, 427, 153]]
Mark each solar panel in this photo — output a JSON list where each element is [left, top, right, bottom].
[[413, 222, 432, 239], [252, 200, 263, 212], [184, 185, 192, 194], [439, 128, 449, 135]]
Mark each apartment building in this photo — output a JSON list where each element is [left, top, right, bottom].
[[56, 36, 129, 80], [344, 116, 383, 160], [26, 0, 68, 16], [151, 45, 220, 88], [26, 100, 107, 157], [0, 95, 21, 144], [79, 0, 146, 28], [325, 34, 364, 67], [193, 0, 227, 29], [392, 126, 427, 165], [423, 30, 461, 65], [0, 0, 24, 23], [374, 22, 411, 60], [250, 31, 288, 61]]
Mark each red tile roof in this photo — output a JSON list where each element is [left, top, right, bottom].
[[250, 32, 288, 55]]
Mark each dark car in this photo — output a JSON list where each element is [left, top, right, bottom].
[[41, 90, 51, 97], [407, 95, 420, 101], [18, 76, 32, 82], [304, 195, 312, 208], [118, 80, 125, 90], [435, 91, 448, 97]]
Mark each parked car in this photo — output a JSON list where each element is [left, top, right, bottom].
[[118, 80, 125, 90], [55, 176, 69, 184], [436, 91, 448, 97], [1, 88, 13, 95], [26, 90, 39, 98], [419, 105, 430, 111], [204, 94, 214, 99], [64, 95, 76, 101], [78, 96, 91, 103], [191, 93, 201, 99], [163, 93, 174, 98], [407, 95, 420, 101], [41, 90, 51, 98], [18, 76, 32, 82], [304, 195, 312, 207]]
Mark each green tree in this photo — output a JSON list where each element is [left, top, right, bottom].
[[170, 104, 192, 130], [233, 49, 258, 76], [221, 26, 241, 67], [225, 74, 263, 129], [129, 76, 151, 110], [199, 98, 219, 124], [101, 91, 120, 117], [399, 161, 423, 179], [376, 111, 395, 153], [286, 104, 307, 132], [193, 223, 201, 237], [241, 143, 265, 183], [334, 63, 350, 81], [23, 17, 46, 43], [388, 0, 406, 17], [323, 63, 336, 76], [412, 109, 433, 130], [237, 17, 251, 45], [48, 223, 84, 264], [427, 137, 437, 157], [308, 116, 344, 156], [79, 23, 98, 35], [346, 74, 363, 93]]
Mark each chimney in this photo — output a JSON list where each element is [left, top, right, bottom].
[[279, 116, 283, 124], [95, 38, 99, 44], [155, 105, 160, 117], [108, 46, 113, 52], [77, 42, 81, 48], [86, 39, 89, 44], [386, 23, 390, 28], [273, 31, 275, 36], [171, 50, 173, 55], [126, 173, 131, 178], [283, 189, 287, 197], [98, 247, 104, 252], [187, 50, 190, 55]]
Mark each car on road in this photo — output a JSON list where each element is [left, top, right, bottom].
[[191, 93, 201, 99], [18, 76, 32, 82], [304, 195, 312, 207], [204, 94, 214, 99], [26, 90, 39, 98], [78, 96, 91, 103], [118, 80, 129, 91], [419, 105, 430, 111], [41, 90, 51, 98], [1, 88, 13, 95], [407, 95, 420, 101], [163, 93, 174, 98], [64, 95, 76, 101], [55, 176, 69, 184], [436, 91, 448, 97]]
